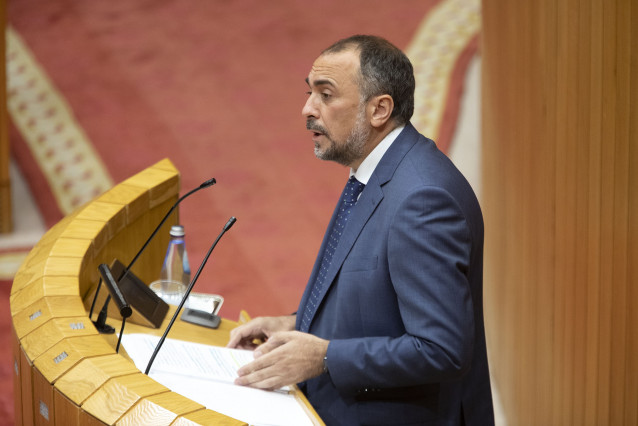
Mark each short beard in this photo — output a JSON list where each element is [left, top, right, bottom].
[[312, 106, 370, 167]]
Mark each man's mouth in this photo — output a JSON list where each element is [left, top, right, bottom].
[[306, 120, 327, 139]]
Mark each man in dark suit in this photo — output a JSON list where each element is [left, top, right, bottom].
[[227, 35, 494, 425]]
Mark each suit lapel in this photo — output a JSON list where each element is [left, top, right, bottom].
[[303, 124, 422, 329], [316, 180, 383, 299]]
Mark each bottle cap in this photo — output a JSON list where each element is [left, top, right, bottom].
[[169, 225, 185, 237]]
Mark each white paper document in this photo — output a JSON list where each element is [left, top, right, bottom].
[[121, 333, 316, 426], [121, 332, 254, 382]]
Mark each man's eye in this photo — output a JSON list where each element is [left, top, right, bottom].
[[321, 93, 331, 100]]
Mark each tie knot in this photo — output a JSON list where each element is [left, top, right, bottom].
[[343, 176, 365, 205]]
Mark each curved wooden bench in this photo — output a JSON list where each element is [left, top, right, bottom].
[[10, 159, 244, 425]]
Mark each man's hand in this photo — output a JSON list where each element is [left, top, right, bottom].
[[226, 315, 296, 350], [234, 331, 329, 391]]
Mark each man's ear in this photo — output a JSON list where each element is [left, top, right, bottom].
[[369, 95, 394, 128]]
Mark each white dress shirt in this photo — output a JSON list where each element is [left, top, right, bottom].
[[350, 126, 405, 184]]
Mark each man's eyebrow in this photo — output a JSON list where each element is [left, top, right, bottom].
[[305, 77, 335, 88]]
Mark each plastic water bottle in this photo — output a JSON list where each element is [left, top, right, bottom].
[[160, 225, 191, 286]]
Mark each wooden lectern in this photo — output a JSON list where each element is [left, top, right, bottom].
[[10, 159, 323, 425]]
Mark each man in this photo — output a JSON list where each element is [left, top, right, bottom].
[[227, 35, 494, 425]]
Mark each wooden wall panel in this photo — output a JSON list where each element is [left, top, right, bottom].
[[482, 0, 637, 424]]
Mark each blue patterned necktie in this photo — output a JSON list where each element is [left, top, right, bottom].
[[301, 176, 366, 332]]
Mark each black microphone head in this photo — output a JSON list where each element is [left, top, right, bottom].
[[200, 178, 217, 188], [224, 217, 237, 231]]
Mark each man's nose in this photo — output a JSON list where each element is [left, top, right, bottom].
[[302, 95, 318, 118]]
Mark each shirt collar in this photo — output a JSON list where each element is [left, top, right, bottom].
[[350, 126, 404, 184]]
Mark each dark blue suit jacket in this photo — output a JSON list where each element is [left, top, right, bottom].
[[296, 124, 494, 425]]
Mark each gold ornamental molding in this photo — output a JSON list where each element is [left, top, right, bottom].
[[406, 0, 481, 141], [6, 26, 113, 216]]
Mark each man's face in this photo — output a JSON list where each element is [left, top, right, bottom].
[[302, 49, 371, 167]]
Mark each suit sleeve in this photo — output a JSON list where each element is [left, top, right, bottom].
[[326, 185, 475, 394]]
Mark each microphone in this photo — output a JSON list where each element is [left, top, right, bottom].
[[89, 177, 217, 330], [145, 216, 237, 375], [98, 264, 133, 318], [97, 263, 132, 353], [121, 177, 217, 280]]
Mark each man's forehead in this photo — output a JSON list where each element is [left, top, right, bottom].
[[306, 50, 359, 87]]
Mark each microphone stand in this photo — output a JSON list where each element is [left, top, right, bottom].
[[92, 295, 115, 334], [90, 178, 217, 332], [97, 263, 133, 352], [145, 217, 236, 375]]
